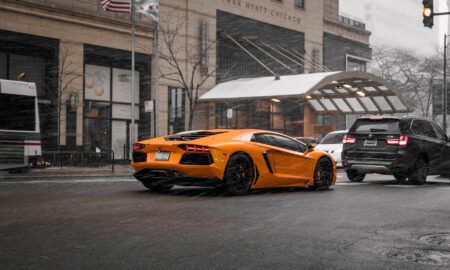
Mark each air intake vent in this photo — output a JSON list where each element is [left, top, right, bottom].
[[165, 131, 227, 141]]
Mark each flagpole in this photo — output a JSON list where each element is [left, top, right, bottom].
[[154, 21, 159, 138], [130, 0, 136, 158]]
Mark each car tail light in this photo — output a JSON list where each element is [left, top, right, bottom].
[[386, 136, 409, 147], [343, 135, 356, 144], [178, 144, 210, 153], [133, 143, 146, 151]]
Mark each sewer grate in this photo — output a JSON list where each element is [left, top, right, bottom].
[[420, 233, 450, 248], [383, 249, 450, 266]]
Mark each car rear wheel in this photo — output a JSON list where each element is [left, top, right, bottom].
[[141, 182, 174, 192], [393, 174, 407, 183], [346, 170, 366, 182], [223, 153, 254, 195], [311, 157, 334, 190], [409, 156, 428, 185]]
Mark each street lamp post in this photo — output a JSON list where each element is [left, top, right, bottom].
[[444, 34, 448, 133]]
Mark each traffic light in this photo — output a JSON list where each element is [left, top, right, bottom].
[[422, 0, 434, 28]]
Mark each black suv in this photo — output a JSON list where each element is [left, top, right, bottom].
[[342, 116, 450, 184]]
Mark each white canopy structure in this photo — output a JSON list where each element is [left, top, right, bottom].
[[199, 71, 410, 114]]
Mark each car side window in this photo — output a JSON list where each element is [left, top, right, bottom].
[[252, 134, 268, 144], [266, 134, 305, 152], [411, 120, 436, 139], [420, 120, 437, 139], [431, 122, 447, 141], [411, 120, 424, 136], [252, 133, 305, 152]]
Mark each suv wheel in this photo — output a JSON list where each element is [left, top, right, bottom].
[[409, 156, 428, 185], [393, 174, 407, 183], [346, 170, 365, 182]]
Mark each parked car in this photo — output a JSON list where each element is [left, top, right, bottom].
[[294, 137, 319, 145], [342, 116, 450, 184], [132, 129, 336, 194], [315, 130, 347, 167]]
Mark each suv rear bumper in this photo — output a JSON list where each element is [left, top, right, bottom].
[[343, 158, 414, 175]]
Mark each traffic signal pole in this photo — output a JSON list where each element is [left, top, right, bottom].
[[445, 34, 448, 133]]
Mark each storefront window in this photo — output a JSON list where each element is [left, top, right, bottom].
[[168, 87, 185, 134], [83, 44, 150, 159], [347, 57, 367, 72], [0, 53, 6, 78]]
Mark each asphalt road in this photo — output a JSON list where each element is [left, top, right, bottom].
[[1, 174, 450, 269]]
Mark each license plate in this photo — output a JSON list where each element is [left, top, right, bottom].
[[155, 152, 170, 161], [364, 139, 377, 147]]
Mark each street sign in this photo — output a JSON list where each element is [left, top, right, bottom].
[[145, 100, 154, 112]]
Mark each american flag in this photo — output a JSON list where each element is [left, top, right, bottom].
[[100, 0, 131, 13]]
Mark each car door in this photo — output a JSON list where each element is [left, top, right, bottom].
[[430, 121, 450, 174], [262, 134, 315, 185], [411, 120, 444, 174]]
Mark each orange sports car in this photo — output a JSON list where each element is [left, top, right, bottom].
[[132, 129, 336, 195]]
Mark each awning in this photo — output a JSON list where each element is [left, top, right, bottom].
[[199, 71, 410, 114]]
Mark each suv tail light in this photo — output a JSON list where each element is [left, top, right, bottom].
[[343, 135, 356, 144], [386, 136, 409, 147], [178, 144, 210, 153]]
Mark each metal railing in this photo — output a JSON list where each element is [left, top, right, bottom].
[[42, 150, 115, 172], [338, 15, 366, 30]]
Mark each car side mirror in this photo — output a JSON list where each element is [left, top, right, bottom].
[[304, 143, 315, 154]]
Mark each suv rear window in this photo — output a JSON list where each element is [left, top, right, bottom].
[[351, 119, 400, 133]]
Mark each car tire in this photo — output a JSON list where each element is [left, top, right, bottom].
[[393, 174, 407, 183], [346, 170, 366, 182], [141, 181, 173, 192], [310, 157, 334, 190], [223, 153, 254, 195], [409, 156, 428, 185]]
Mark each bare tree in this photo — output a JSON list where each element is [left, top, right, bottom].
[[370, 46, 443, 118], [57, 44, 82, 149], [158, 14, 216, 130]]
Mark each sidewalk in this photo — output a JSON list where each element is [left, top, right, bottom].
[[0, 164, 135, 181]]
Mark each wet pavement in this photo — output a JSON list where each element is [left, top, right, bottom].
[[1, 173, 450, 269]]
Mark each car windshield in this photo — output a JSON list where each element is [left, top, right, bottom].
[[320, 132, 346, 144], [351, 119, 400, 133]]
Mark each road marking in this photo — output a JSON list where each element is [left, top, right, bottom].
[[0, 178, 135, 184], [335, 182, 368, 186], [383, 185, 417, 188]]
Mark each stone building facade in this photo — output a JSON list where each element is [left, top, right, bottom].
[[0, 0, 371, 158]]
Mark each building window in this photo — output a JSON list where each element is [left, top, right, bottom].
[[346, 55, 368, 72], [216, 103, 228, 128], [168, 87, 185, 134], [311, 48, 320, 72], [294, 0, 305, 9]]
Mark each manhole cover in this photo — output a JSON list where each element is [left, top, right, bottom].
[[420, 234, 450, 248], [383, 249, 450, 266]]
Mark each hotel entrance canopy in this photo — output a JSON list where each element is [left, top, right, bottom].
[[199, 71, 410, 114]]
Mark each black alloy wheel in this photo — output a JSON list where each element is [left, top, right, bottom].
[[223, 153, 255, 195], [409, 156, 428, 185], [141, 181, 174, 192], [346, 169, 366, 182], [311, 157, 334, 190]]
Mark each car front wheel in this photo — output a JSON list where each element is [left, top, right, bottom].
[[311, 157, 334, 190]]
